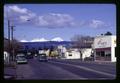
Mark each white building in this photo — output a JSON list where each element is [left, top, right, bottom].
[[57, 45, 92, 60], [4, 51, 10, 63], [65, 49, 80, 59], [38, 50, 46, 54], [57, 45, 67, 58], [80, 48, 93, 60], [93, 35, 116, 62]]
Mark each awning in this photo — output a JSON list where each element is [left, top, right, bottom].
[[95, 47, 111, 51]]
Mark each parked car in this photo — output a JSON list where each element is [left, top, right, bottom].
[[38, 53, 48, 62], [84, 57, 94, 61], [25, 52, 33, 59], [16, 54, 27, 64]]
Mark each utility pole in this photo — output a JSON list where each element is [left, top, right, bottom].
[[8, 19, 15, 61], [8, 19, 11, 62], [11, 25, 15, 61]]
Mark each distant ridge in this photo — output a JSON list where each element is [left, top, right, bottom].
[[21, 41, 72, 43], [20, 41, 73, 50]]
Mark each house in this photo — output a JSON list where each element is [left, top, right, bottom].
[[64, 49, 80, 59], [80, 48, 93, 60], [57, 45, 93, 60], [92, 35, 116, 62]]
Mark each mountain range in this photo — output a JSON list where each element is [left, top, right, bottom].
[[20, 41, 73, 50], [20, 37, 64, 42]]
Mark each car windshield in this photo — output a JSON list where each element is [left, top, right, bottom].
[[17, 56, 26, 60], [39, 54, 47, 58]]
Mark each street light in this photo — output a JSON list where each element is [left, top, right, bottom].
[[11, 19, 30, 61], [7, 17, 30, 61]]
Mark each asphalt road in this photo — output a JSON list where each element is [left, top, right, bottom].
[[16, 58, 116, 80]]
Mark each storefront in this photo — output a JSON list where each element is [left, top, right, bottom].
[[93, 35, 116, 62]]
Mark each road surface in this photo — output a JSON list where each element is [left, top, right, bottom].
[[16, 58, 116, 80]]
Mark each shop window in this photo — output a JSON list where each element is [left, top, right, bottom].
[[96, 51, 105, 57], [96, 52, 100, 56], [101, 51, 105, 57], [106, 54, 111, 57]]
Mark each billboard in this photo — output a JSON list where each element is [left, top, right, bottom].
[[93, 36, 112, 49]]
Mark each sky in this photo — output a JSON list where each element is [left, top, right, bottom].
[[4, 4, 116, 42]]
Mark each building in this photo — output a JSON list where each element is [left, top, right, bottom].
[[4, 38, 10, 63], [57, 45, 93, 60], [57, 45, 67, 58], [64, 49, 80, 59], [80, 48, 93, 60], [92, 35, 116, 62]]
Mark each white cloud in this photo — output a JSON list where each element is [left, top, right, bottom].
[[8, 5, 28, 14], [4, 5, 36, 24], [19, 15, 30, 22], [4, 5, 110, 29], [89, 19, 107, 28], [4, 5, 75, 28], [36, 13, 75, 28]]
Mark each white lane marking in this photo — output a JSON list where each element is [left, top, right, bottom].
[[49, 61, 116, 78]]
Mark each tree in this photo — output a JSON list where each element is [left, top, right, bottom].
[[4, 38, 23, 61], [50, 50, 59, 57], [4, 38, 23, 56], [71, 35, 94, 48], [104, 31, 112, 35], [12, 39, 24, 55], [4, 38, 9, 52]]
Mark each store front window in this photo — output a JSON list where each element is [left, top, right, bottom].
[[96, 49, 111, 61]]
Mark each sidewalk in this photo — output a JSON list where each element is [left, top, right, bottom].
[[4, 61, 17, 80], [16, 64, 35, 79]]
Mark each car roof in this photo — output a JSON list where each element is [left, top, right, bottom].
[[17, 54, 25, 56]]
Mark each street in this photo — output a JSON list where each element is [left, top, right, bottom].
[[15, 58, 116, 80], [4, 4, 116, 80]]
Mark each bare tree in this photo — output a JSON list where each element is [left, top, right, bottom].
[[71, 35, 94, 60], [71, 35, 94, 48], [12, 39, 23, 55], [4, 38, 23, 56], [4, 38, 9, 52]]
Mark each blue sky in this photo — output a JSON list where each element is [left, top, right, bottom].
[[4, 4, 116, 42]]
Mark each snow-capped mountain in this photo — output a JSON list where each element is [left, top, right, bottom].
[[51, 37, 64, 42], [20, 37, 64, 42], [30, 38, 48, 42], [20, 40, 29, 42]]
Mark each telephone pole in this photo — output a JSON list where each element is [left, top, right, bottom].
[[8, 19, 12, 62], [11, 25, 15, 61]]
